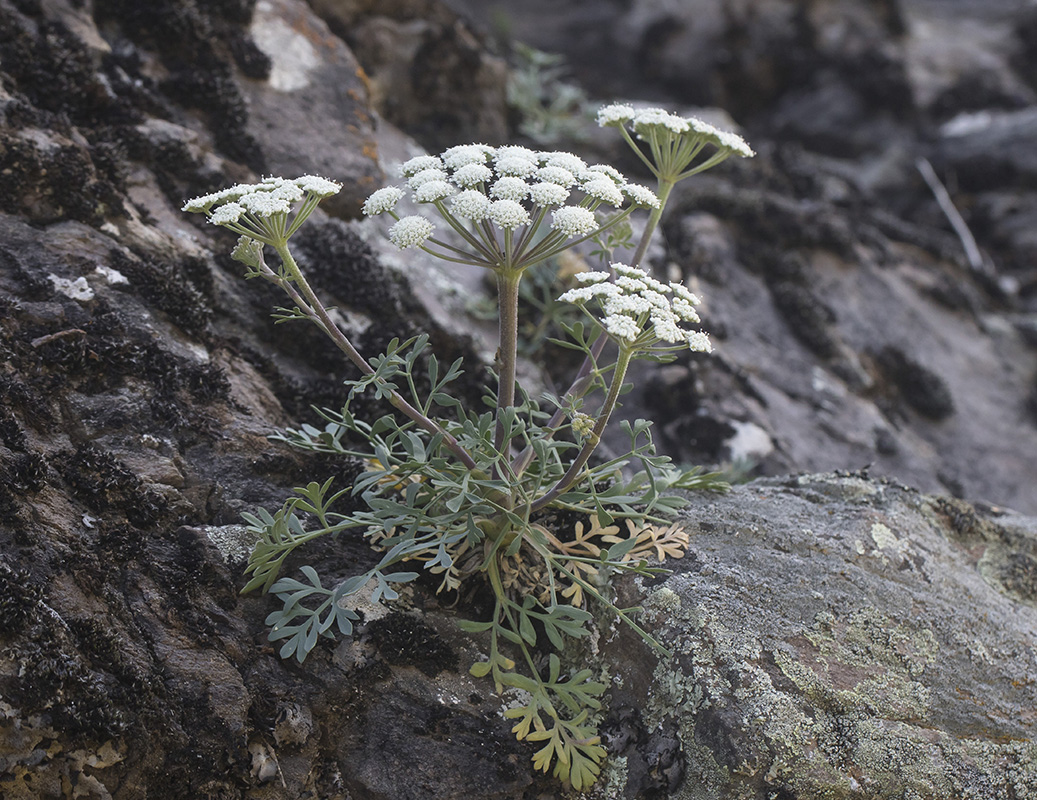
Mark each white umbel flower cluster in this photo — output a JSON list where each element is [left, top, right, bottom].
[[559, 263, 711, 352], [182, 175, 342, 246], [389, 216, 435, 249], [360, 143, 660, 260], [597, 102, 755, 165]]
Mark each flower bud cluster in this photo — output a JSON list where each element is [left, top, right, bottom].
[[559, 264, 711, 353], [361, 144, 660, 263]]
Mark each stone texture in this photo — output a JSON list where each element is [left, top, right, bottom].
[[603, 473, 1037, 799], [2, 0, 1037, 798]]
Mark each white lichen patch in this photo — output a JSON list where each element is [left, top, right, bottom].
[[202, 524, 255, 562], [93, 264, 129, 285], [251, 1, 320, 92], [48, 274, 94, 301], [724, 419, 774, 461], [952, 631, 996, 666], [587, 755, 628, 800], [870, 522, 903, 552]]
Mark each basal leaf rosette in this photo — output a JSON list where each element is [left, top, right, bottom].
[[597, 102, 754, 182], [559, 263, 712, 354], [361, 145, 660, 272]]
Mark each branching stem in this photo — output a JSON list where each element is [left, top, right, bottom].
[[273, 244, 479, 471]]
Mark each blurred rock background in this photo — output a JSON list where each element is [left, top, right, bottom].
[[0, 1, 1035, 798]]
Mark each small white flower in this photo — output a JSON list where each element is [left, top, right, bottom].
[[488, 199, 530, 230], [389, 215, 434, 248], [622, 183, 660, 208], [209, 202, 246, 225], [633, 108, 690, 134], [560, 282, 620, 305], [413, 180, 456, 203], [581, 177, 625, 207], [183, 186, 250, 213], [544, 152, 586, 174], [441, 144, 492, 170], [686, 331, 712, 352], [642, 289, 671, 308], [408, 168, 450, 189], [528, 182, 570, 207], [641, 274, 672, 294], [597, 103, 636, 127], [671, 297, 700, 323], [295, 175, 342, 198], [574, 271, 610, 284], [451, 163, 493, 187], [651, 310, 686, 343], [450, 189, 491, 220], [270, 183, 304, 203], [495, 145, 539, 163], [613, 263, 646, 279], [240, 192, 292, 217], [670, 282, 701, 305], [716, 129, 755, 157], [495, 156, 538, 177], [489, 177, 530, 202], [550, 206, 597, 237], [535, 166, 576, 187], [688, 117, 721, 138], [182, 193, 220, 213], [400, 155, 443, 176], [558, 286, 596, 304], [615, 275, 648, 293], [584, 164, 625, 184], [604, 294, 652, 315], [603, 314, 641, 342], [362, 186, 404, 216]]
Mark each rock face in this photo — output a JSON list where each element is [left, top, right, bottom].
[[1, 0, 1036, 799], [604, 473, 1037, 799]]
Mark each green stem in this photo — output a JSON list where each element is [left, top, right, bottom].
[[510, 186, 673, 478], [274, 244, 479, 471], [630, 178, 674, 269], [530, 346, 633, 513], [494, 269, 522, 476]]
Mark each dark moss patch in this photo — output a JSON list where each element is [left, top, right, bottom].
[[5, 450, 48, 491], [292, 220, 418, 326], [763, 252, 840, 359], [0, 562, 42, 635], [109, 249, 212, 335], [0, 405, 27, 450], [875, 346, 955, 420], [997, 552, 1037, 603], [7, 634, 129, 741], [368, 612, 457, 677], [58, 444, 168, 529]]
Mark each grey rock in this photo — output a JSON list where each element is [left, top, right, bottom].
[[308, 0, 510, 149], [603, 473, 1037, 799], [3, 0, 1037, 799], [245, 0, 383, 217]]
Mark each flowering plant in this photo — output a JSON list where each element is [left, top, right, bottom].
[[184, 105, 752, 790]]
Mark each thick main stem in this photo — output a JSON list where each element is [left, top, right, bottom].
[[529, 347, 633, 513], [493, 270, 521, 477], [274, 244, 479, 471]]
